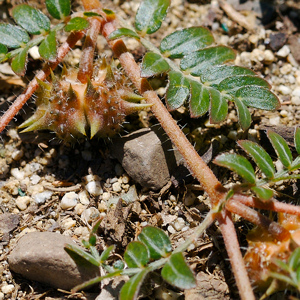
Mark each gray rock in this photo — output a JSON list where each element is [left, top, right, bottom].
[[8, 232, 100, 290], [0, 213, 20, 243], [111, 128, 179, 190]]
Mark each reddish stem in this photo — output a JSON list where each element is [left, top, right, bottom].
[[0, 31, 84, 133], [77, 18, 102, 83], [226, 198, 291, 241], [233, 194, 300, 216]]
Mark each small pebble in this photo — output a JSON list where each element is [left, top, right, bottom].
[[277, 45, 290, 58], [167, 225, 176, 234], [292, 96, 300, 105], [112, 182, 122, 192], [30, 174, 41, 185], [173, 217, 186, 231], [280, 110, 288, 117], [263, 50, 275, 64], [16, 196, 31, 210], [169, 195, 176, 202], [228, 130, 238, 140], [85, 181, 103, 196], [278, 85, 291, 95], [60, 192, 78, 210], [33, 191, 53, 204], [122, 185, 138, 203], [0, 291, 4, 300], [140, 221, 148, 227], [61, 217, 76, 230], [98, 201, 107, 212], [122, 174, 130, 184], [11, 149, 24, 161], [102, 192, 111, 201], [78, 190, 90, 205], [11, 168, 25, 180], [184, 191, 196, 206], [1, 284, 14, 294], [81, 207, 100, 225], [280, 64, 292, 75], [292, 87, 300, 97], [74, 203, 86, 215]]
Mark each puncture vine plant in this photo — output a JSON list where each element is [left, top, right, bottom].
[[1, 0, 300, 299]]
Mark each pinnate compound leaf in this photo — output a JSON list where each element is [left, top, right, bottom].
[[46, 0, 71, 19], [251, 186, 274, 201], [200, 65, 256, 85], [189, 80, 209, 118], [120, 268, 150, 300], [234, 97, 251, 130], [108, 28, 140, 40], [214, 153, 256, 184], [161, 252, 196, 289], [64, 244, 100, 267], [138, 226, 172, 260], [124, 241, 150, 268], [141, 52, 170, 77], [11, 47, 28, 76], [234, 86, 280, 110], [65, 17, 90, 32], [39, 31, 57, 61], [295, 127, 300, 155], [135, 0, 170, 35], [268, 131, 293, 169], [100, 245, 115, 262], [180, 46, 236, 76], [0, 24, 30, 48], [288, 248, 300, 271], [12, 4, 50, 35], [160, 27, 214, 58], [238, 140, 275, 179], [217, 75, 270, 93], [166, 71, 190, 110], [209, 89, 228, 124]]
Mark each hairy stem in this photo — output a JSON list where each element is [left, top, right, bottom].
[[0, 31, 84, 133], [226, 198, 291, 241]]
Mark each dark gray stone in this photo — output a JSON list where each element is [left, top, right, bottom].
[[8, 231, 100, 290]]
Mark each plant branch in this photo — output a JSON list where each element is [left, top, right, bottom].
[[0, 31, 84, 133]]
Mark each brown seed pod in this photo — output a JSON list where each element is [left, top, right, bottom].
[[19, 58, 151, 141]]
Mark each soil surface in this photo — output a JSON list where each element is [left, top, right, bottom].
[[1, 0, 300, 299]]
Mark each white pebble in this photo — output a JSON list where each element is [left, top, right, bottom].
[[61, 217, 76, 230], [85, 181, 103, 196], [278, 85, 291, 95], [74, 203, 86, 215], [250, 49, 264, 62], [11, 168, 25, 180], [280, 110, 288, 117], [167, 225, 176, 234], [16, 196, 31, 210], [292, 87, 300, 97], [263, 50, 275, 64], [173, 217, 186, 231], [269, 116, 280, 126], [112, 182, 122, 192], [33, 191, 53, 204], [277, 45, 290, 58], [28, 46, 40, 59], [0, 291, 4, 300], [81, 207, 100, 225], [29, 162, 42, 173], [292, 96, 300, 105], [280, 64, 292, 75], [102, 192, 111, 201], [30, 174, 41, 185], [140, 221, 148, 227], [11, 149, 24, 161], [60, 192, 78, 210], [78, 190, 90, 205], [122, 185, 138, 203], [122, 174, 130, 184], [1, 284, 14, 294]]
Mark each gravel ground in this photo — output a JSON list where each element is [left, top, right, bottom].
[[1, 0, 300, 299]]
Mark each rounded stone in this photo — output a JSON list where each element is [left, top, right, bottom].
[[1, 284, 14, 294], [60, 192, 78, 210]]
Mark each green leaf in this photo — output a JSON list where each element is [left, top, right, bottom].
[[251, 186, 273, 201], [46, 0, 71, 19], [138, 226, 172, 260], [64, 244, 100, 267], [108, 28, 140, 40], [180, 46, 236, 76], [0, 24, 30, 48], [65, 17, 90, 32], [214, 153, 256, 184], [100, 245, 115, 263], [84, 11, 102, 17], [11, 47, 28, 76], [120, 268, 150, 300], [200, 65, 256, 85], [209, 89, 228, 124], [291, 156, 300, 171], [12, 4, 50, 35], [38, 30, 57, 61], [288, 248, 300, 271], [268, 131, 293, 169], [234, 97, 251, 130], [295, 127, 300, 155], [124, 241, 150, 268], [238, 140, 275, 179], [189, 80, 210, 118], [217, 75, 270, 93], [0, 43, 7, 62], [161, 252, 196, 289], [141, 52, 170, 77], [166, 71, 190, 110], [160, 27, 214, 58], [135, 0, 170, 35], [234, 86, 280, 110]]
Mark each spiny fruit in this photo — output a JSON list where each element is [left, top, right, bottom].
[[19, 58, 150, 141]]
